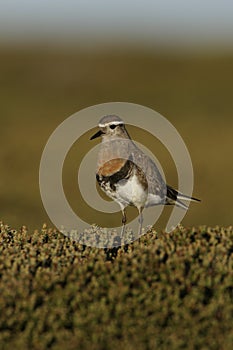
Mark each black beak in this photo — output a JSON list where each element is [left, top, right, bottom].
[[90, 130, 103, 140]]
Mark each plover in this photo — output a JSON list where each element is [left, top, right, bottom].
[[90, 115, 200, 235]]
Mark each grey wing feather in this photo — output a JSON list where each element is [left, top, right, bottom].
[[129, 144, 167, 200]]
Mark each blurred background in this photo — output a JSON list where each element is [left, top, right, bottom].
[[0, 0, 232, 230]]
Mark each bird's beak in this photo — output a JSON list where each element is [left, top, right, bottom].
[[90, 130, 104, 140]]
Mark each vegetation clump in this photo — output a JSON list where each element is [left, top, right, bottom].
[[0, 222, 232, 349]]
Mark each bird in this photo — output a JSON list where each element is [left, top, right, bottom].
[[90, 115, 200, 236]]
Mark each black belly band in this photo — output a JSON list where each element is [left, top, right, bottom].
[[96, 159, 133, 190]]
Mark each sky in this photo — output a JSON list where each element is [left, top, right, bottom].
[[0, 0, 233, 47]]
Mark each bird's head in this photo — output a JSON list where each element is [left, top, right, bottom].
[[90, 115, 128, 140]]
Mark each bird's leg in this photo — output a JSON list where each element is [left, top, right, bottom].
[[122, 209, 127, 224], [137, 207, 144, 237], [121, 208, 126, 238]]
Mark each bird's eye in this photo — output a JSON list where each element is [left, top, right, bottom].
[[110, 124, 117, 130]]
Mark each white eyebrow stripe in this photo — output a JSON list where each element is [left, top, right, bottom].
[[98, 121, 123, 127]]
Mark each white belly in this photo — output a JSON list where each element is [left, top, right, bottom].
[[145, 193, 164, 207], [116, 173, 147, 209]]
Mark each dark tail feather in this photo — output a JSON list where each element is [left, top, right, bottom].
[[166, 185, 201, 210]]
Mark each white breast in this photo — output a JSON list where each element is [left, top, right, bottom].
[[116, 173, 148, 209]]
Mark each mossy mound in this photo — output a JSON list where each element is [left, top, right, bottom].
[[0, 223, 232, 349]]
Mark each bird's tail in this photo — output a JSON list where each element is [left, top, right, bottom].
[[166, 185, 201, 210]]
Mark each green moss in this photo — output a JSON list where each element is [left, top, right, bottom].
[[0, 222, 232, 349]]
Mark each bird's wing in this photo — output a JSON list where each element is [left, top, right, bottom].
[[129, 145, 167, 200]]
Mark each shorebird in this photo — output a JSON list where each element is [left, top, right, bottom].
[[90, 115, 200, 236]]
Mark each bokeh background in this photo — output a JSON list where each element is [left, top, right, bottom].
[[0, 0, 232, 231]]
